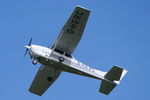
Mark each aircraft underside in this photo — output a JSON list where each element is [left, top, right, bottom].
[[38, 55, 103, 80], [24, 6, 127, 96]]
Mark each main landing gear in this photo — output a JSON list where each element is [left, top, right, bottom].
[[59, 57, 64, 63], [47, 76, 53, 82]]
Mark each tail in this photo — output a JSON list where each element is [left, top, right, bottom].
[[99, 66, 127, 95]]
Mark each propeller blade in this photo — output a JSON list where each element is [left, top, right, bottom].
[[28, 37, 33, 46], [24, 49, 28, 58], [24, 37, 33, 58]]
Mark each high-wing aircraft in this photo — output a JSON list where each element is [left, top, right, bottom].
[[24, 6, 127, 96]]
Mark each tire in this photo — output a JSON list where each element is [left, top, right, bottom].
[[32, 60, 37, 65], [47, 76, 53, 82], [59, 57, 64, 63]]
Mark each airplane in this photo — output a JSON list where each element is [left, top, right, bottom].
[[24, 6, 127, 96]]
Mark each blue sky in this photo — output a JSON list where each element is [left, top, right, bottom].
[[0, 0, 150, 100]]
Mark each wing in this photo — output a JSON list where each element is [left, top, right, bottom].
[[52, 6, 90, 54], [29, 65, 61, 96]]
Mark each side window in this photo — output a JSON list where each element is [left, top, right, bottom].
[[54, 48, 64, 54], [65, 53, 72, 58]]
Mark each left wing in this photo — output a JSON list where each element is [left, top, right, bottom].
[[29, 65, 61, 96], [52, 6, 90, 54]]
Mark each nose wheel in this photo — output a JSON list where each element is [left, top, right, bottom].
[[32, 60, 37, 65]]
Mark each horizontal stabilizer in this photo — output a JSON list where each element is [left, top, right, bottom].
[[99, 66, 127, 95], [105, 66, 124, 81], [99, 80, 117, 95]]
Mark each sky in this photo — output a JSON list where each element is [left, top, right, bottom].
[[0, 0, 150, 100]]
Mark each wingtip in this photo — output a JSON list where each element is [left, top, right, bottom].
[[76, 5, 90, 11], [29, 88, 43, 96]]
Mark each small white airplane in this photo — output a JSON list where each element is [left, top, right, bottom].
[[24, 6, 127, 96]]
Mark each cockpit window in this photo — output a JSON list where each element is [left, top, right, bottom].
[[65, 53, 72, 58], [54, 48, 64, 54]]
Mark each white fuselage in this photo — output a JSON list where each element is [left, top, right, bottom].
[[27, 44, 106, 80]]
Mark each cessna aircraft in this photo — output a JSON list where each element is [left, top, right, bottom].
[[24, 6, 127, 96]]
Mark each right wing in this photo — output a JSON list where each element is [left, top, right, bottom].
[[51, 6, 90, 54], [29, 65, 61, 96]]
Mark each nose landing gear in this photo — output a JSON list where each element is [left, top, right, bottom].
[[32, 59, 38, 65]]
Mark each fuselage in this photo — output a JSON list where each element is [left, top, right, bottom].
[[27, 44, 106, 80]]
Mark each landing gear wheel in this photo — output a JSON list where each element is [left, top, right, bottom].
[[32, 60, 37, 65], [47, 76, 53, 82], [59, 57, 64, 63]]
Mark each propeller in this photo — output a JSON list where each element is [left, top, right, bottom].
[[24, 37, 33, 58]]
